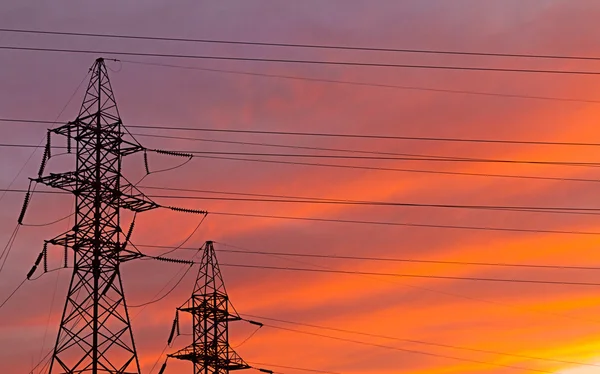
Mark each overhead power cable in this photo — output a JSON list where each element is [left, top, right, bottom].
[[130, 132, 597, 159], [243, 314, 600, 368], [209, 211, 600, 236], [7, 141, 600, 168], [4, 188, 600, 235], [4, 117, 600, 148], [123, 60, 600, 104], [0, 278, 27, 311], [146, 194, 600, 217], [139, 186, 600, 216], [3, 45, 600, 76], [220, 263, 600, 287], [0, 71, 89, 207], [247, 362, 341, 374], [260, 324, 553, 373], [3, 27, 600, 61], [6, 186, 600, 217], [137, 243, 600, 271], [210, 242, 600, 271], [138, 252, 600, 286], [197, 154, 600, 184], [3, 144, 600, 184]]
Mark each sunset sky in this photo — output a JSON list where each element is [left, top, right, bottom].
[[2, 1, 600, 373]]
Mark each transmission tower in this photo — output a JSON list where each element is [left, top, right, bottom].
[[163, 241, 256, 374], [24, 58, 158, 373]]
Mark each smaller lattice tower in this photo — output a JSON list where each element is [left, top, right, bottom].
[[164, 241, 251, 374]]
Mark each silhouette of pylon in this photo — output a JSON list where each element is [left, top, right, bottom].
[[25, 58, 159, 373], [165, 241, 251, 374]]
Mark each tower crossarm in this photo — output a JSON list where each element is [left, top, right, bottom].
[[168, 345, 251, 371], [50, 118, 144, 157], [33, 173, 159, 213]]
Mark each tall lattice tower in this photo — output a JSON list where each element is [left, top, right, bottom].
[[165, 241, 252, 374], [26, 58, 158, 373]]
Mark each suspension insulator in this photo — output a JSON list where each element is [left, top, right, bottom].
[[167, 316, 177, 345], [101, 271, 117, 297], [43, 245, 48, 272], [38, 148, 48, 177], [126, 216, 136, 243], [157, 362, 167, 374], [175, 310, 180, 335], [26, 265, 38, 280], [64, 243, 68, 268], [67, 128, 72, 153], [248, 320, 264, 327], [154, 148, 193, 158], [143, 150, 150, 174], [168, 206, 208, 215], [18, 189, 32, 225], [34, 245, 46, 267], [46, 132, 52, 159]]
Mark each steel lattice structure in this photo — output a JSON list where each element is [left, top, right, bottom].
[[31, 58, 158, 374], [168, 241, 251, 374]]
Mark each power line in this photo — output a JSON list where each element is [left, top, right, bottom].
[[139, 186, 600, 215], [7, 141, 600, 168], [220, 263, 600, 287], [4, 188, 600, 235], [4, 117, 600, 148], [137, 243, 600, 271], [0, 278, 27, 311], [209, 211, 600, 236], [243, 314, 600, 368], [3, 27, 600, 61], [197, 154, 600, 184], [260, 324, 553, 373], [210, 242, 600, 271], [3, 144, 600, 185], [130, 132, 591, 159], [128, 264, 194, 308], [3, 45, 600, 76], [247, 362, 341, 374], [146, 194, 600, 217], [123, 60, 600, 104], [164, 150, 600, 168], [0, 71, 89, 207], [6, 186, 600, 217]]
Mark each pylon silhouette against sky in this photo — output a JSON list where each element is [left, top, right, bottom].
[[24, 58, 159, 373], [164, 241, 253, 374]]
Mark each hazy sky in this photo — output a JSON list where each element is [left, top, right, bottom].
[[2, 1, 600, 373]]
